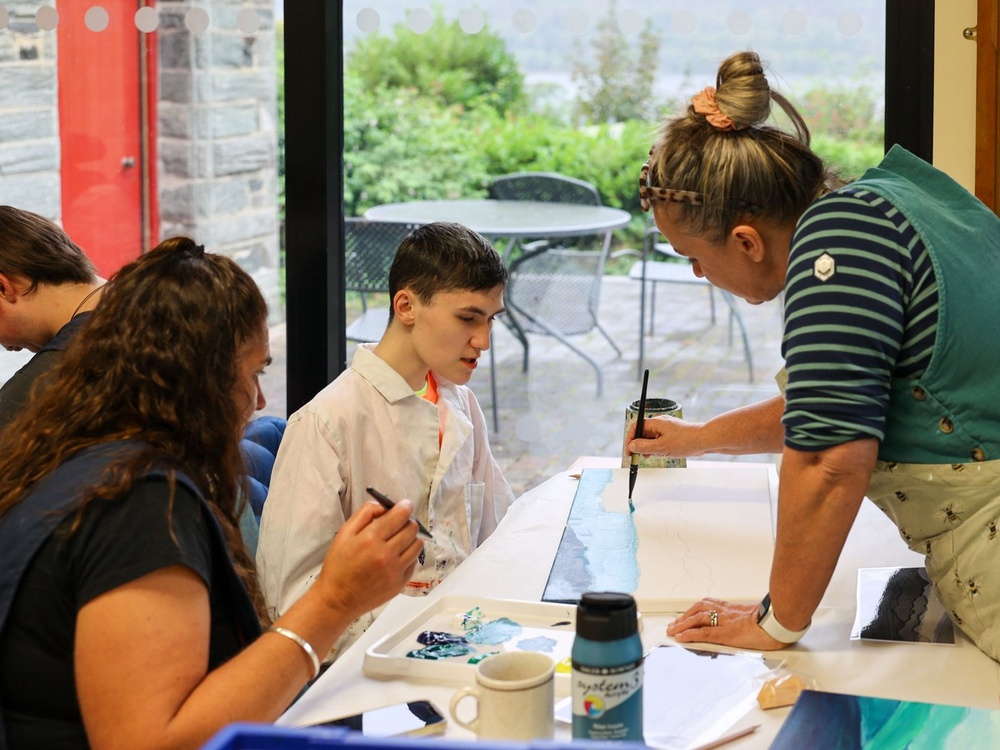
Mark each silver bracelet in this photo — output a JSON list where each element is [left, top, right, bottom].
[[267, 626, 321, 680]]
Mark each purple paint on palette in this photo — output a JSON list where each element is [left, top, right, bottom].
[[406, 643, 474, 660], [417, 630, 469, 646]]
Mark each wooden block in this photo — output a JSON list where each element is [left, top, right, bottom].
[[757, 673, 810, 710]]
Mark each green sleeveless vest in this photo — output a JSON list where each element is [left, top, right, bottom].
[[859, 146, 1000, 463]]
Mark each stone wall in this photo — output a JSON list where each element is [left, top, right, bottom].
[[157, 1, 281, 317], [0, 2, 61, 216], [0, 1, 281, 318]]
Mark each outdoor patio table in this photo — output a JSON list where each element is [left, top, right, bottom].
[[364, 199, 631, 248]]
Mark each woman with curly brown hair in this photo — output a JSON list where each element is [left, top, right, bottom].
[[629, 51, 1000, 661], [0, 237, 422, 749]]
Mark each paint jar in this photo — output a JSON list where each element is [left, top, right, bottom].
[[621, 398, 686, 469], [571, 592, 643, 742]]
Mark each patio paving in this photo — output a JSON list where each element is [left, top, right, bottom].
[[0, 275, 787, 499]]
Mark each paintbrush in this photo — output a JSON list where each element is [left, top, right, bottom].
[[690, 724, 760, 750], [366, 487, 435, 540], [628, 368, 650, 510]]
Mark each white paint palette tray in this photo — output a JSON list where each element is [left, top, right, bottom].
[[363, 595, 577, 689]]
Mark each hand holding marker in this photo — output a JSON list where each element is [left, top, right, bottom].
[[366, 487, 434, 540]]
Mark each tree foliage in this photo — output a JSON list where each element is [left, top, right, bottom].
[[346, 10, 526, 116], [570, 0, 661, 124], [343, 70, 493, 217], [338, 6, 882, 246]]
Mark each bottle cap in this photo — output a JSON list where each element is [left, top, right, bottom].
[[576, 592, 638, 641]]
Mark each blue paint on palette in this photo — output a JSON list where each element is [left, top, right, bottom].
[[466, 617, 523, 645], [517, 635, 558, 653], [543, 469, 639, 602]]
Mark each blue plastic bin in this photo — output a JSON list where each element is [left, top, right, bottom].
[[201, 723, 649, 750]]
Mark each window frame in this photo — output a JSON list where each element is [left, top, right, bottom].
[[281, 2, 929, 411]]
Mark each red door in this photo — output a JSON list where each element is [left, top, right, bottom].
[[57, 1, 158, 277]]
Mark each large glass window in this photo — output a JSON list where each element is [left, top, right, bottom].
[[340, 2, 886, 495], [0, 1, 287, 418]]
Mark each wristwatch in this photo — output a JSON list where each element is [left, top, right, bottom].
[[756, 593, 810, 644]]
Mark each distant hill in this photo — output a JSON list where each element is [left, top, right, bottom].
[[342, 0, 885, 84]]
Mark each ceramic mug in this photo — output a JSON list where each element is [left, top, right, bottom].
[[450, 651, 555, 740], [622, 397, 686, 468]]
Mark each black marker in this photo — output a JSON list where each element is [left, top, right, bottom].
[[366, 487, 434, 540]]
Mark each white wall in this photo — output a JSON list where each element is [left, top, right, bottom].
[[934, 0, 977, 190]]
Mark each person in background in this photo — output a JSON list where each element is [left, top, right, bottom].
[[630, 51, 1000, 661], [0, 206, 283, 553], [0, 206, 106, 429], [258, 221, 515, 658], [0, 238, 422, 749]]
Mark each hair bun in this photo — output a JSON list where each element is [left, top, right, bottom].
[[712, 51, 772, 130]]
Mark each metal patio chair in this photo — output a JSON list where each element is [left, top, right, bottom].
[[613, 224, 753, 382], [505, 244, 621, 397], [489, 171, 602, 207], [343, 217, 417, 344]]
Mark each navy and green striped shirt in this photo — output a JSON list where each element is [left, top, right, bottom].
[[782, 186, 939, 450]]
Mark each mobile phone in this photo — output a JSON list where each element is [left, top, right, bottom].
[[306, 700, 447, 737]]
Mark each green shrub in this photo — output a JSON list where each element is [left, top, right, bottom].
[[812, 135, 885, 182], [344, 73, 493, 216], [346, 10, 525, 116]]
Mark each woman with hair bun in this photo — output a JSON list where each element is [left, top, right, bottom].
[[0, 238, 423, 748], [629, 51, 1000, 661]]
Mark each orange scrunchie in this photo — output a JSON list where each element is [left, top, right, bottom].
[[691, 86, 742, 131]]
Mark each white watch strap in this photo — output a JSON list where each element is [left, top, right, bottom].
[[757, 596, 809, 644]]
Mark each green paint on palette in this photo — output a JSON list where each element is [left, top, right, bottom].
[[406, 643, 475, 660], [468, 652, 499, 664], [459, 607, 485, 632]]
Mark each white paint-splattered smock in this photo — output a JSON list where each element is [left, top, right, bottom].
[[257, 343, 514, 657]]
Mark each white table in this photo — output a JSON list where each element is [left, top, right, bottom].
[[279, 459, 1000, 747]]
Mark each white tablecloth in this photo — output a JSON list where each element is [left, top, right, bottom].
[[279, 459, 1000, 747]]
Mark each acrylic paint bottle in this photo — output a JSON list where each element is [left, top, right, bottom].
[[571, 592, 643, 742]]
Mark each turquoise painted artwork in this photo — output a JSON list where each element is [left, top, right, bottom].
[[542, 469, 640, 603], [771, 690, 1000, 749]]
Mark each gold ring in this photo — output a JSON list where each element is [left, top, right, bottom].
[[708, 610, 719, 627]]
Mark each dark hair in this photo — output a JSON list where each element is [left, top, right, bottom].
[[0, 236, 269, 615], [0, 205, 97, 290], [648, 51, 841, 241], [387, 222, 506, 318]]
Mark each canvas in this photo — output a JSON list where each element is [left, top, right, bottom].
[[542, 467, 774, 610], [771, 690, 1000, 749]]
